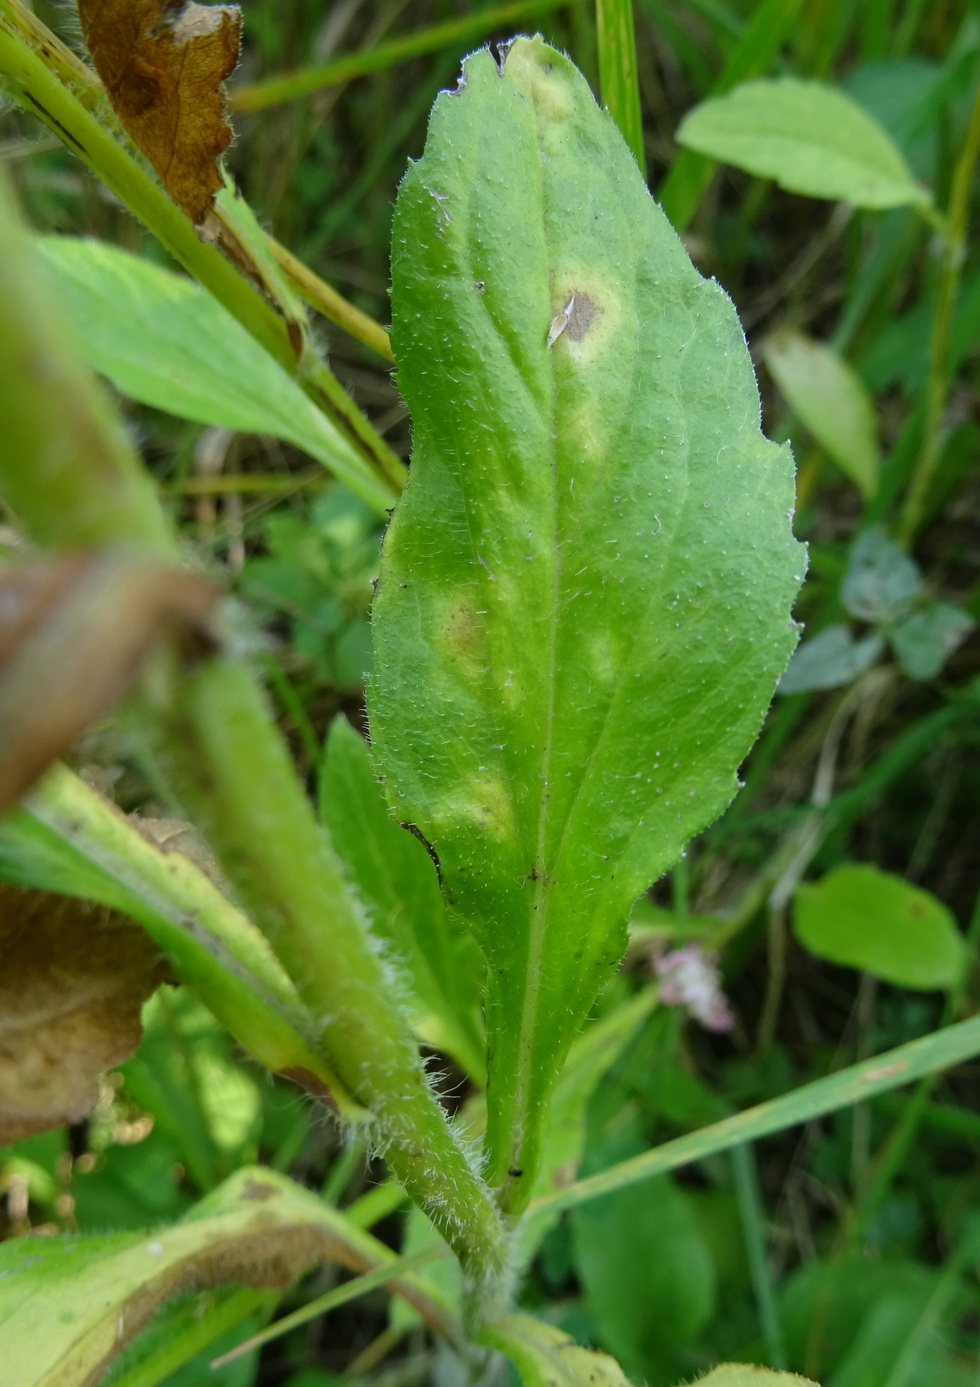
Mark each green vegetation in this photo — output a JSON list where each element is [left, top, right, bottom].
[[0, 3, 977, 1386]]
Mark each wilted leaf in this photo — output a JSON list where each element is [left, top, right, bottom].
[[0, 1165, 451, 1387], [77, 0, 241, 225], [778, 625, 884, 694], [763, 330, 879, 499], [480, 1315, 635, 1387], [0, 881, 167, 1143], [794, 863, 965, 990], [677, 77, 930, 209], [369, 37, 804, 1203], [0, 551, 218, 814]]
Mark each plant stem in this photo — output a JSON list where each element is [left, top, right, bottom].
[[267, 234, 395, 363], [898, 65, 980, 545]]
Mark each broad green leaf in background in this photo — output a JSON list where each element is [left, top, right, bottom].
[[676, 77, 931, 210], [572, 1173, 715, 1380], [0, 1166, 450, 1387], [777, 625, 884, 694], [762, 330, 879, 499], [889, 602, 974, 680], [369, 37, 804, 1206], [840, 529, 922, 624], [793, 864, 965, 990], [35, 237, 393, 514], [319, 716, 485, 1079]]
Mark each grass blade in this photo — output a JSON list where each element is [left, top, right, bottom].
[[529, 1012, 980, 1217], [232, 0, 573, 113], [595, 0, 645, 172]]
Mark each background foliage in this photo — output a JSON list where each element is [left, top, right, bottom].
[[1, 1, 979, 1385]]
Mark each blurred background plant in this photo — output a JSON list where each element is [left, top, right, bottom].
[[1, 1, 979, 1385]]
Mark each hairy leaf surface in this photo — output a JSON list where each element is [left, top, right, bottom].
[[370, 37, 803, 1202]]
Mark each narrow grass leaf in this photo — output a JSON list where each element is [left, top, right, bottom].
[[677, 78, 932, 209], [596, 0, 646, 173], [763, 329, 879, 498], [369, 36, 803, 1206]]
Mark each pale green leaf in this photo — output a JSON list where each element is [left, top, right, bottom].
[[694, 1369, 818, 1386], [840, 529, 922, 625], [763, 330, 879, 498], [35, 236, 391, 513], [369, 37, 804, 1201], [319, 716, 485, 1080], [889, 601, 974, 680], [0, 1166, 449, 1387], [778, 625, 884, 694], [794, 864, 965, 990], [480, 1315, 635, 1387], [677, 78, 931, 209]]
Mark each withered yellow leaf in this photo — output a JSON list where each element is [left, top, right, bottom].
[[0, 882, 168, 1143], [77, 0, 242, 226]]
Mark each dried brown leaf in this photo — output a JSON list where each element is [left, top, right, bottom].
[[0, 551, 219, 815], [77, 0, 242, 225], [0, 882, 168, 1143]]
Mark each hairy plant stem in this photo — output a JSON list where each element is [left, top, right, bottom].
[[0, 3, 404, 512], [898, 67, 980, 545], [0, 166, 506, 1282]]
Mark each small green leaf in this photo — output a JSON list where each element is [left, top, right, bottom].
[[889, 601, 974, 680], [778, 625, 884, 694], [763, 330, 879, 498], [677, 77, 931, 209], [369, 36, 804, 1203], [0, 1166, 448, 1387], [479, 1315, 635, 1387], [35, 236, 392, 513], [794, 864, 965, 990], [694, 1369, 818, 1386], [319, 716, 486, 1079], [840, 529, 922, 624]]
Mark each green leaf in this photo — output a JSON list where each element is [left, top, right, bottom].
[[34, 236, 392, 514], [318, 716, 486, 1079], [694, 1370, 818, 1386], [793, 864, 965, 990], [0, 1166, 449, 1387], [762, 329, 879, 498], [778, 625, 884, 694], [572, 1174, 715, 1379], [676, 77, 931, 209], [840, 529, 922, 625], [888, 601, 974, 680], [369, 36, 803, 1204], [479, 1315, 635, 1387]]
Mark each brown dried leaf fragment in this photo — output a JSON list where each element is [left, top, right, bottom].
[[77, 0, 242, 226], [0, 882, 169, 1143], [0, 551, 219, 815]]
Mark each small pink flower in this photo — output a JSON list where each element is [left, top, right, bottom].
[[652, 943, 733, 1032]]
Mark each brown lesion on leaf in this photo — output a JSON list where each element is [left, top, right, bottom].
[[0, 884, 169, 1145], [565, 291, 600, 341], [77, 0, 242, 226]]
